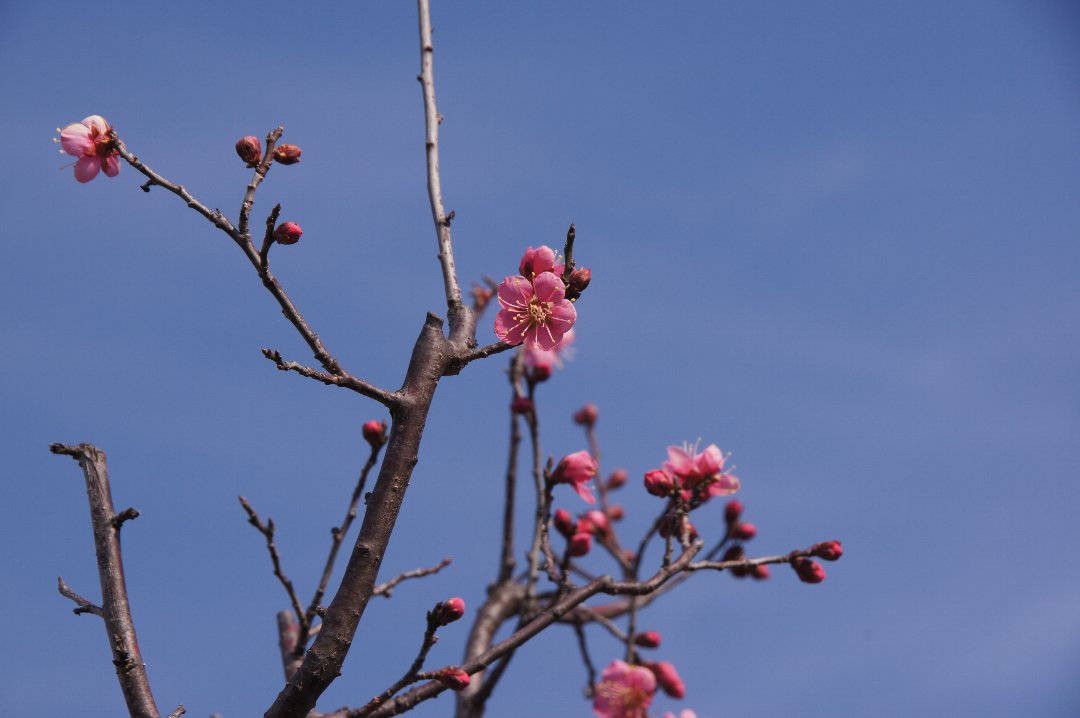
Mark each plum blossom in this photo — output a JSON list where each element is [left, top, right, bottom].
[[661, 442, 740, 501], [494, 272, 576, 350], [58, 115, 120, 183], [523, 327, 575, 375], [593, 660, 656, 718], [551, 450, 597, 504], [518, 245, 564, 279]]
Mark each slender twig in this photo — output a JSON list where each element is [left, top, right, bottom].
[[166, 706, 186, 718], [238, 496, 307, 633], [445, 342, 514, 375], [498, 352, 525, 583], [259, 204, 283, 268], [57, 576, 104, 617], [50, 443, 162, 718], [239, 127, 284, 237], [572, 619, 597, 697], [348, 609, 445, 718], [373, 558, 453, 598]]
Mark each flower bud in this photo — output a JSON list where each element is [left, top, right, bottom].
[[607, 504, 625, 521], [791, 557, 826, 584], [471, 285, 494, 312], [573, 403, 599, 427], [511, 396, 534, 415], [235, 136, 261, 166], [565, 267, 592, 300], [644, 469, 674, 497], [580, 509, 610, 536], [724, 499, 743, 525], [433, 597, 465, 626], [362, 419, 387, 449], [528, 364, 552, 383], [750, 563, 770, 580], [273, 143, 302, 165], [553, 508, 575, 539], [810, 540, 843, 561], [722, 545, 748, 578], [607, 468, 628, 490], [433, 667, 470, 691], [645, 661, 685, 699], [633, 631, 661, 649], [732, 522, 757, 541], [273, 221, 303, 245], [567, 532, 592, 557]]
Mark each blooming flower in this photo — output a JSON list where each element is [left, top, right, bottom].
[[551, 450, 598, 504], [494, 273, 577, 350], [58, 115, 120, 183], [593, 660, 656, 718], [518, 245, 564, 279], [661, 443, 740, 500]]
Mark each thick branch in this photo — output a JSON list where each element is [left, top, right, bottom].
[[50, 443, 161, 718]]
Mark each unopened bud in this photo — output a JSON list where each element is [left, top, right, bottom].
[[567, 532, 592, 557], [791, 557, 826, 584], [573, 403, 599, 427], [750, 563, 771, 580], [580, 509, 610, 536], [553, 508, 575, 539], [529, 364, 552, 383], [607, 468, 628, 489], [511, 397, 534, 415], [433, 667, 470, 691], [644, 469, 674, 497], [565, 267, 592, 300], [732, 522, 757, 541], [273, 143, 302, 165], [723, 545, 748, 578], [607, 504, 625, 521], [645, 661, 685, 699], [634, 631, 662, 649], [273, 221, 303, 245], [724, 499, 743, 525], [362, 419, 387, 449], [235, 136, 261, 166], [810, 540, 843, 561], [433, 597, 465, 626]]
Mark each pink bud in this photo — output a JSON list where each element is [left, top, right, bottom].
[[529, 364, 552, 383], [273, 143, 302, 165], [573, 403, 599, 427], [552, 451, 598, 504], [433, 597, 465, 626], [607, 504, 625, 521], [791, 557, 827, 584], [511, 397, 534, 415], [634, 631, 662, 649], [235, 136, 261, 166], [553, 508, 575, 539], [607, 468, 628, 489], [580, 509, 610, 536], [645, 661, 685, 699], [433, 667, 470, 691], [810, 540, 843, 561], [568, 267, 592, 295], [362, 420, 387, 449], [567, 532, 592, 557], [732, 522, 757, 541], [750, 563, 770, 580], [723, 546, 748, 578], [644, 469, 674, 497], [724, 499, 743, 525], [273, 221, 303, 245]]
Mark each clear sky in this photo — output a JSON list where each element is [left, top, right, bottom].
[[2, 1, 1079, 717]]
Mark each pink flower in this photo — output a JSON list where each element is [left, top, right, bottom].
[[662, 711, 698, 718], [495, 273, 577, 350], [644, 661, 686, 699], [662, 443, 740, 499], [518, 245, 564, 279], [593, 660, 656, 718], [551, 450, 598, 504], [433, 667, 470, 691], [432, 597, 465, 626], [522, 328, 575, 381], [58, 115, 120, 183]]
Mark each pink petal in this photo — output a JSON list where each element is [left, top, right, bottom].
[[571, 480, 597, 504], [59, 123, 93, 156], [533, 321, 560, 350], [708, 473, 740, 496], [531, 272, 565, 303], [547, 298, 577, 330], [497, 275, 533, 309], [665, 446, 694, 475], [74, 156, 101, 182], [81, 115, 110, 134], [695, 444, 725, 475], [102, 155, 120, 177], [494, 308, 527, 345]]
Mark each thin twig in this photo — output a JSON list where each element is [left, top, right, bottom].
[[373, 558, 454, 598], [57, 576, 104, 617], [50, 443, 162, 718], [572, 619, 597, 697], [166, 706, 186, 718], [238, 496, 307, 634], [498, 352, 525, 583], [348, 609, 444, 718], [239, 127, 284, 238]]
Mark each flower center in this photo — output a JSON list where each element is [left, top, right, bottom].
[[526, 298, 552, 324]]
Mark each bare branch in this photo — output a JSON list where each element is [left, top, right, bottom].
[[373, 558, 453, 598], [445, 341, 514, 375], [57, 576, 104, 617], [166, 706, 186, 718], [239, 127, 284, 237], [50, 443, 162, 718], [348, 608, 445, 718], [237, 496, 307, 634]]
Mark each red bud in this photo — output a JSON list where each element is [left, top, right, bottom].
[[573, 403, 599, 427], [235, 136, 261, 166], [791, 557, 826, 584], [433, 667, 470, 691], [732, 522, 757, 541], [724, 499, 743, 525], [433, 597, 465, 626], [810, 540, 843, 561], [633, 631, 661, 649], [273, 221, 303, 245], [273, 143, 302, 165], [362, 420, 387, 449], [607, 468, 628, 489]]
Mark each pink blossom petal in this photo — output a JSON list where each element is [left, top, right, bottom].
[[531, 271, 566, 303], [497, 275, 533, 309], [81, 115, 110, 134], [571, 480, 597, 504], [74, 156, 102, 182], [708, 473, 740, 496], [548, 299, 577, 329], [695, 444, 725, 475], [495, 308, 527, 345], [102, 155, 121, 177], [665, 446, 694, 475], [60, 123, 93, 156]]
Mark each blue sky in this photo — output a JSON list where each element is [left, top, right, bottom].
[[2, 1, 1079, 716]]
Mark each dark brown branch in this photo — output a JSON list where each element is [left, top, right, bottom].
[[239, 127, 284, 238], [445, 342, 514, 375], [238, 496, 307, 635], [373, 558, 453, 598], [497, 352, 525, 583], [261, 349, 392, 402], [259, 204, 283, 268], [50, 443, 162, 718], [57, 576, 104, 617], [572, 619, 597, 698]]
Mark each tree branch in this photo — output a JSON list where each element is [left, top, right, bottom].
[[373, 558, 453, 598], [50, 443, 162, 718], [238, 496, 307, 635]]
